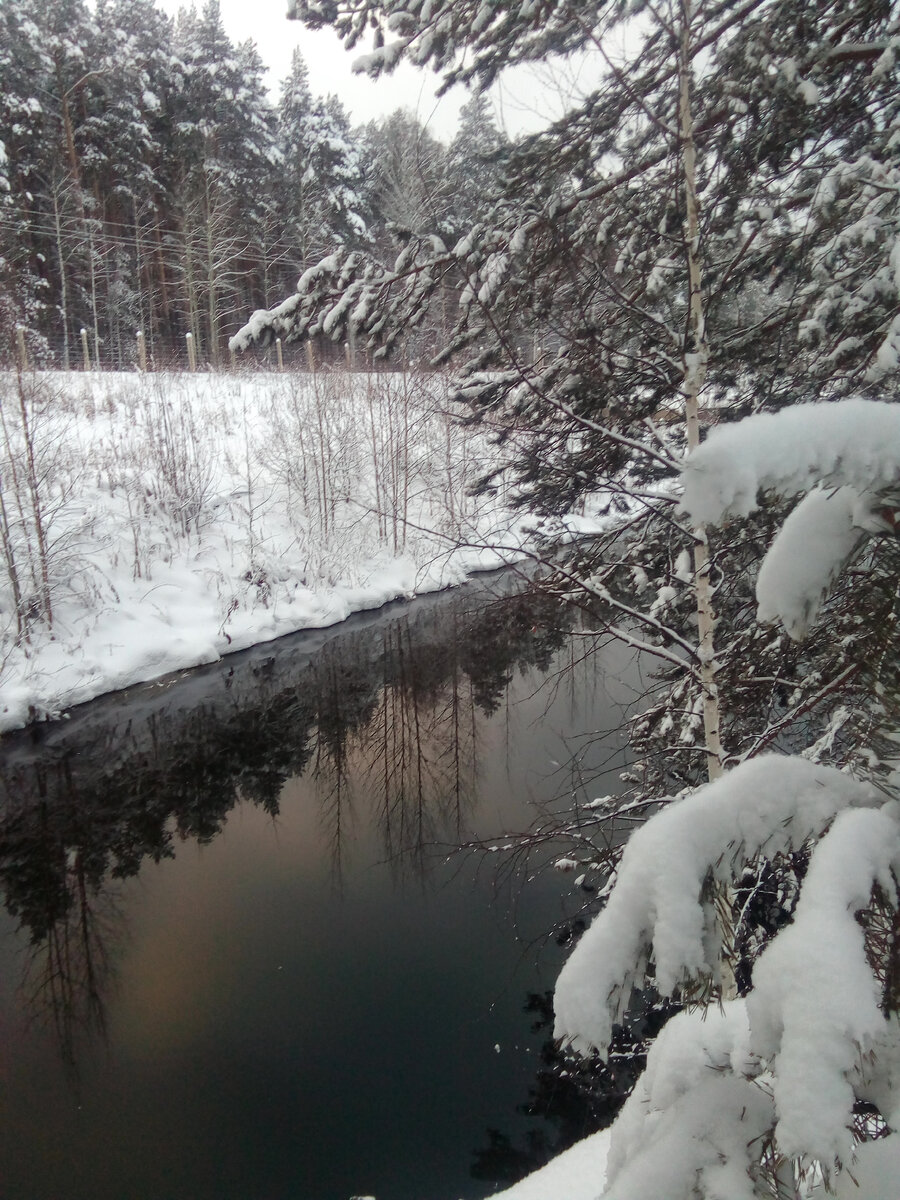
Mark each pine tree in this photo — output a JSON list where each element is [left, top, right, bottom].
[[364, 108, 452, 241], [85, 0, 179, 365], [275, 49, 367, 281], [169, 0, 277, 362], [0, 0, 54, 355], [0, 0, 103, 362], [241, 0, 900, 792], [446, 91, 506, 237], [238, 1, 900, 1191]]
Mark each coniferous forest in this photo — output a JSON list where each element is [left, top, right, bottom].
[[0, 0, 504, 369]]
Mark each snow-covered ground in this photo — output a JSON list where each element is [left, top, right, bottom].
[[0, 369, 605, 731]]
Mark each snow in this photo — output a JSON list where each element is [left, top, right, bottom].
[[680, 399, 900, 526], [0, 370, 609, 731], [605, 1075, 772, 1200], [755, 486, 864, 639], [798, 79, 821, 105], [602, 1002, 768, 1200], [546, 756, 900, 1198], [824, 1138, 900, 1198], [491, 1128, 611, 1200], [748, 805, 900, 1163], [874, 312, 900, 374], [498, 1006, 766, 1200], [553, 755, 877, 1054], [679, 399, 900, 641]]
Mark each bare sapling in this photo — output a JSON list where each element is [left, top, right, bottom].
[[143, 377, 215, 540], [366, 369, 387, 541], [12, 370, 54, 627], [0, 456, 25, 640], [0, 368, 92, 640]]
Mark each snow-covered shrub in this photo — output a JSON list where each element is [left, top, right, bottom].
[[553, 400, 900, 1199]]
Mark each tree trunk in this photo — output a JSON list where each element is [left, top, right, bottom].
[[678, 0, 723, 785], [679, 0, 735, 1002], [51, 184, 71, 371]]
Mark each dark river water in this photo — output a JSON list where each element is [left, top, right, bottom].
[[0, 573, 638, 1200]]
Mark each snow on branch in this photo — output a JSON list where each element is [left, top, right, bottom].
[[748, 805, 900, 1163], [680, 399, 900, 640], [229, 291, 304, 351], [602, 1003, 772, 1200], [605, 1074, 773, 1200], [755, 486, 865, 640], [553, 755, 878, 1055], [680, 400, 900, 527], [229, 240, 448, 356]]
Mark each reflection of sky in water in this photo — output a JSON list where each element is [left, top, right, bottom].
[[0, 579, 638, 1200]]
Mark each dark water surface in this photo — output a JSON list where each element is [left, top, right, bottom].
[[0, 574, 636, 1200]]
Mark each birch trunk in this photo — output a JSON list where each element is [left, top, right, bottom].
[[679, 0, 736, 1002], [678, 0, 723, 785]]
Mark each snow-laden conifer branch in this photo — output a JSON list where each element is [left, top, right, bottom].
[[748, 805, 900, 1163], [754, 487, 867, 640], [553, 755, 877, 1055], [681, 400, 900, 526], [738, 664, 860, 761], [605, 1074, 774, 1200], [601, 1003, 769, 1200], [681, 400, 900, 644], [229, 239, 452, 356]]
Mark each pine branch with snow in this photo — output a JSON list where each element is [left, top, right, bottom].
[[549, 398, 900, 1198]]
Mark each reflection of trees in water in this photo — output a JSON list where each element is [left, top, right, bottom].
[[0, 581, 573, 1060], [353, 620, 478, 872], [2, 771, 125, 1072], [21, 850, 122, 1073], [471, 986, 678, 1189]]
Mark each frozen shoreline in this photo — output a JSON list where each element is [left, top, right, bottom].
[[0, 370, 606, 731]]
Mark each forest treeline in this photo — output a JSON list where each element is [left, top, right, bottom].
[[0, 0, 504, 369]]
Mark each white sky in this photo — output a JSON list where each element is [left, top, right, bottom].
[[153, 0, 461, 138], [154, 0, 591, 141]]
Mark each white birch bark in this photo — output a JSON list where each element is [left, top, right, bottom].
[[678, 0, 736, 1003], [678, 0, 723, 785]]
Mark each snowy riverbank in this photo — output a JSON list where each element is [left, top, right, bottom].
[[0, 369, 605, 731]]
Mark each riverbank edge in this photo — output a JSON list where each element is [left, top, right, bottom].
[[0, 521, 606, 736]]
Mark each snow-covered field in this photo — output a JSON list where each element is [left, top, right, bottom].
[[0, 369, 604, 731]]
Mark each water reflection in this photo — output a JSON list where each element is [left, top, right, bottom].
[[0, 574, 643, 1200], [0, 578, 578, 1065], [471, 986, 679, 1187]]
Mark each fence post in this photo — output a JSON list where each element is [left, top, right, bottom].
[[81, 327, 91, 371], [276, 337, 284, 372], [306, 340, 316, 373], [186, 331, 196, 372], [137, 330, 147, 372], [16, 327, 28, 372], [347, 324, 356, 371]]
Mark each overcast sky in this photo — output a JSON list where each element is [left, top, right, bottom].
[[153, 0, 461, 138], [154, 0, 587, 141]]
